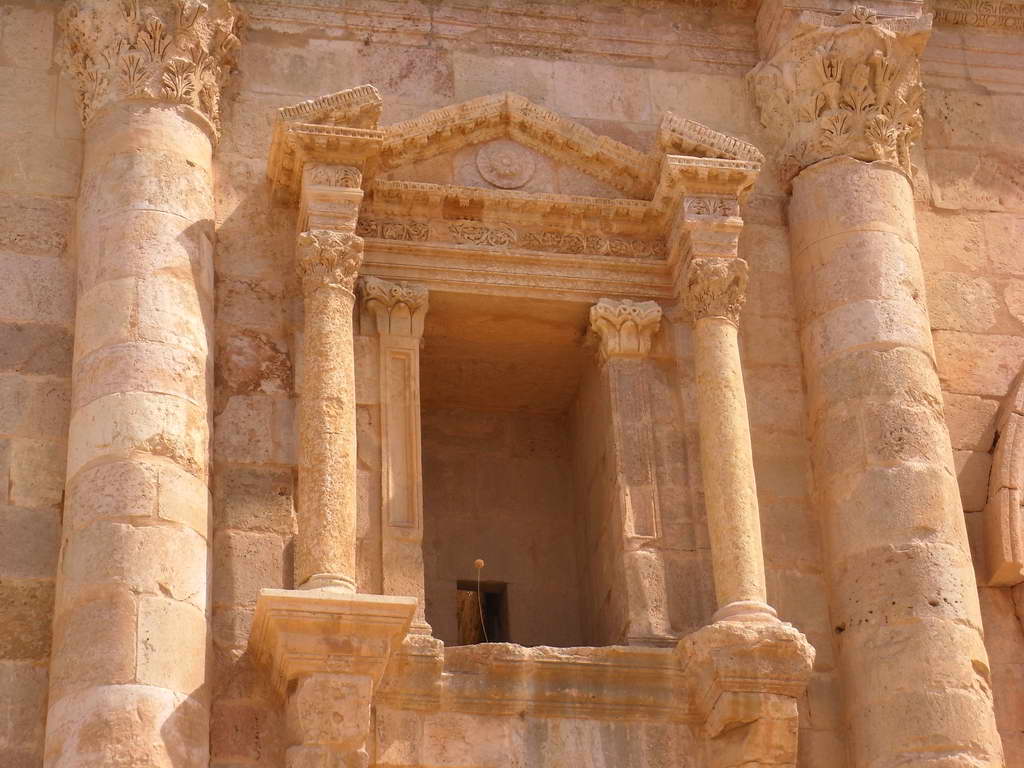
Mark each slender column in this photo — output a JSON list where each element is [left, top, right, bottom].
[[589, 298, 673, 643], [362, 276, 431, 631], [683, 255, 774, 623], [48, 1, 239, 765], [295, 228, 363, 591], [751, 6, 1004, 766]]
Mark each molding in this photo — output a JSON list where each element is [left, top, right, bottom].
[[58, 0, 242, 136]]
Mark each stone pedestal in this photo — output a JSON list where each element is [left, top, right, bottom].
[[47, 1, 239, 765], [250, 589, 416, 767], [679, 620, 815, 768]]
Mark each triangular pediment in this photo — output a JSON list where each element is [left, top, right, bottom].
[[268, 87, 763, 204]]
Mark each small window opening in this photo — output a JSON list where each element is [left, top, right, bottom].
[[456, 581, 508, 644]]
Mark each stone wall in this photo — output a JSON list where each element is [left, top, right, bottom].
[[0, 1, 79, 765], [0, 0, 1022, 766]]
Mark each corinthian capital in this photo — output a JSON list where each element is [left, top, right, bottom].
[[684, 257, 749, 325], [296, 230, 363, 294], [749, 6, 931, 184], [590, 299, 663, 359], [58, 0, 242, 135], [361, 277, 429, 338]]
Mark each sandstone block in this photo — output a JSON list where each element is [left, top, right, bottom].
[[212, 605, 255, 651], [214, 465, 295, 534], [0, 194, 71, 259], [801, 298, 934, 369], [0, 253, 74, 329], [136, 274, 212, 355], [48, 589, 136, 701], [943, 393, 999, 451], [926, 271, 1001, 333], [8, 437, 66, 508], [136, 596, 207, 694], [76, 208, 212, 296], [0, 660, 48, 753], [210, 697, 275, 764], [0, 374, 70, 440], [982, 212, 1024, 276], [214, 395, 275, 464], [0, 580, 54, 661], [44, 683, 208, 768], [0, 504, 59, 580], [212, 529, 288, 608], [0, 323, 73, 376], [67, 392, 209, 481], [72, 341, 208, 411], [0, 134, 81, 198], [862, 400, 953, 467], [71, 276, 137, 361], [934, 330, 1024, 396]]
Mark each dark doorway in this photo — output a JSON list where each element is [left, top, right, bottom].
[[456, 581, 509, 644]]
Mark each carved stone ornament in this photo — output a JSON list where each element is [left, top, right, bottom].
[[684, 257, 749, 325], [361, 276, 429, 337], [748, 6, 931, 184], [475, 139, 537, 189], [308, 164, 363, 189], [296, 230, 364, 294], [58, 0, 242, 135], [589, 298, 663, 358]]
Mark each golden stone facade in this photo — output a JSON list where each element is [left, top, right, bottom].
[[1, 0, 1023, 767]]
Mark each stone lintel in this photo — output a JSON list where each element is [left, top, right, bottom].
[[250, 588, 417, 695]]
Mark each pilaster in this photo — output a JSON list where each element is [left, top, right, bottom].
[[589, 298, 672, 644], [362, 277, 431, 633]]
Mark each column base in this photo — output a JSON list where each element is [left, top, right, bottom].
[[712, 600, 779, 624], [250, 588, 417, 695]]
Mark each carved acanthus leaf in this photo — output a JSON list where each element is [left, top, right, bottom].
[[57, 0, 241, 136], [684, 257, 749, 325], [590, 298, 663, 359], [296, 230, 363, 294], [361, 276, 429, 338], [749, 7, 931, 183]]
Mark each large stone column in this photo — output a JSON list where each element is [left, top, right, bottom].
[[751, 6, 1004, 765], [48, 1, 239, 765]]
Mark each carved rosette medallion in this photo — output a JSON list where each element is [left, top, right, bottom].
[[590, 298, 663, 358], [296, 230, 364, 294], [749, 6, 931, 184], [475, 140, 536, 189], [58, 0, 242, 135], [361, 276, 429, 337], [684, 257, 749, 325]]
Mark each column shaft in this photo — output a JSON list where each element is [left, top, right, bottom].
[[295, 230, 363, 591], [45, 102, 215, 767], [791, 157, 1002, 766], [692, 316, 767, 611]]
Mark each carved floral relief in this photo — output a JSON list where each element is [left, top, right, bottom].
[[58, 0, 241, 134], [749, 6, 930, 183]]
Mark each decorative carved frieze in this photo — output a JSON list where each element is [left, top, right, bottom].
[[448, 220, 518, 248], [58, 0, 241, 133], [356, 218, 430, 242], [749, 6, 932, 184], [932, 0, 1024, 32], [684, 196, 741, 219], [684, 257, 749, 325], [308, 164, 362, 189], [362, 277, 429, 338], [296, 230, 363, 294], [590, 299, 663, 358]]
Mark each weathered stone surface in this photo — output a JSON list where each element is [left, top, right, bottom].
[[0, 1, 1021, 767]]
